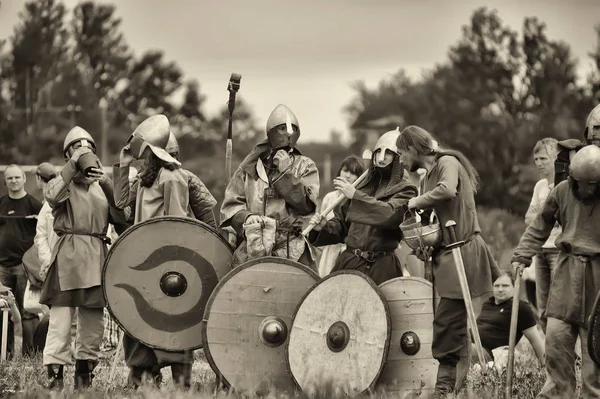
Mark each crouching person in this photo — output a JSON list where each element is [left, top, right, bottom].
[[41, 127, 127, 390]]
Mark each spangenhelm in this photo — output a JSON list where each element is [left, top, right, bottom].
[[63, 126, 96, 157], [166, 132, 179, 155], [127, 115, 180, 165], [569, 144, 600, 203], [584, 104, 600, 144], [265, 104, 300, 150], [373, 128, 401, 165]]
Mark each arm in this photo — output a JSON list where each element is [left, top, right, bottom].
[[112, 163, 135, 210], [162, 176, 190, 217], [34, 206, 52, 273], [186, 171, 218, 228], [524, 181, 543, 226], [272, 157, 319, 216], [220, 168, 252, 236], [309, 201, 351, 246], [412, 156, 459, 210], [346, 184, 418, 229], [44, 160, 78, 207], [511, 186, 560, 266], [523, 326, 546, 365], [98, 177, 129, 227]]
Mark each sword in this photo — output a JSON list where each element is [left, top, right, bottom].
[[505, 264, 524, 399], [444, 220, 488, 373]]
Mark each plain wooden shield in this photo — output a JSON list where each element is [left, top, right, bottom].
[[377, 276, 440, 398], [287, 270, 391, 396], [202, 257, 319, 394], [103, 216, 233, 351], [589, 289, 600, 367]]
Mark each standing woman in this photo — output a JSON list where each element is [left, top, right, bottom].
[[42, 127, 127, 390], [396, 125, 499, 398], [113, 114, 193, 389], [317, 155, 364, 277]]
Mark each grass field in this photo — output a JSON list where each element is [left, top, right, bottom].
[[0, 336, 580, 399]]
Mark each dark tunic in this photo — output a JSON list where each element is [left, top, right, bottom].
[[310, 172, 417, 285], [413, 155, 497, 299]]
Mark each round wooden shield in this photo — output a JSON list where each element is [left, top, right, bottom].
[[377, 277, 440, 398], [287, 270, 391, 396], [202, 257, 319, 394], [588, 289, 600, 367], [103, 216, 233, 351]]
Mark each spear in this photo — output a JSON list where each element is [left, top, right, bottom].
[[225, 73, 242, 185]]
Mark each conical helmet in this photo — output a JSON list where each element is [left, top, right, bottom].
[[265, 104, 300, 149], [584, 104, 600, 144], [127, 115, 180, 165], [166, 132, 179, 155], [373, 128, 400, 164], [570, 144, 600, 181], [63, 126, 96, 155]]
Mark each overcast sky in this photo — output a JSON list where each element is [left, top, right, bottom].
[[1, 0, 599, 143]]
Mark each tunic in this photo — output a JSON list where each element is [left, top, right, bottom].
[[512, 181, 600, 326], [40, 160, 127, 307], [310, 171, 417, 285], [412, 155, 497, 299], [316, 191, 347, 277], [220, 142, 320, 268]]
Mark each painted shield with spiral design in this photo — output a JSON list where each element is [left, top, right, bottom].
[[286, 271, 391, 397], [202, 257, 319, 395], [102, 216, 233, 351]]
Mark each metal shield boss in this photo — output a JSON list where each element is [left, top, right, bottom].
[[378, 277, 440, 398], [202, 257, 319, 394], [287, 271, 391, 396], [103, 216, 233, 351], [589, 290, 600, 367]]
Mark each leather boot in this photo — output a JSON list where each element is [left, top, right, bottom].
[[171, 363, 192, 389], [74, 359, 97, 390], [433, 363, 457, 398], [127, 367, 162, 389], [46, 365, 64, 390]]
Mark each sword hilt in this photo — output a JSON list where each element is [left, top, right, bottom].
[[444, 220, 464, 249]]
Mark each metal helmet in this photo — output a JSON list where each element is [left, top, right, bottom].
[[265, 104, 300, 149], [63, 126, 96, 156], [166, 132, 179, 155], [569, 145, 600, 203], [584, 104, 600, 144], [373, 128, 400, 164], [127, 115, 180, 165]]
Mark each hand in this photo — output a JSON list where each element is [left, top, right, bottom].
[[120, 144, 135, 166], [0, 298, 7, 309], [412, 246, 434, 262], [273, 150, 292, 172], [0, 284, 12, 295], [407, 198, 418, 210], [309, 213, 326, 231], [245, 214, 263, 225], [69, 146, 92, 163], [333, 177, 356, 199], [87, 167, 107, 184], [511, 262, 526, 276]]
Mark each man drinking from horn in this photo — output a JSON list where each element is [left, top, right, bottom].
[[220, 104, 320, 269]]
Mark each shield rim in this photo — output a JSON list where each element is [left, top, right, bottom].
[[285, 270, 392, 395], [102, 215, 234, 351], [201, 256, 320, 390], [588, 289, 600, 367]]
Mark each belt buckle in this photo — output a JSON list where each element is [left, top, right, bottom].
[[355, 249, 376, 263]]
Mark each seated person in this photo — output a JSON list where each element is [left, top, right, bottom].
[[472, 272, 545, 365]]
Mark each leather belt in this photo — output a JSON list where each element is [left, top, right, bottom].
[[347, 247, 394, 263]]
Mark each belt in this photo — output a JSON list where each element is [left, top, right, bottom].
[[56, 230, 112, 246], [347, 247, 394, 263]]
